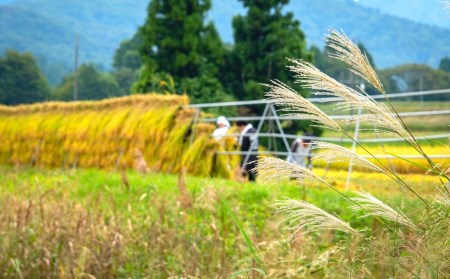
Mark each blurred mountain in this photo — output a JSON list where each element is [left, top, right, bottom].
[[0, 0, 147, 84], [0, 0, 449, 85], [357, 0, 450, 30], [210, 0, 450, 68], [293, 0, 450, 68]]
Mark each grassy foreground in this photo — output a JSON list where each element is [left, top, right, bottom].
[[0, 166, 439, 278]]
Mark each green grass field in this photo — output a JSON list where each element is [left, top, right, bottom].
[[0, 98, 447, 278], [0, 166, 440, 278]]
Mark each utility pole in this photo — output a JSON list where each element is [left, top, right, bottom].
[[73, 33, 79, 101]]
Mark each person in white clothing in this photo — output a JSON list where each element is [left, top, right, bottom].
[[212, 116, 230, 140], [287, 137, 312, 169]]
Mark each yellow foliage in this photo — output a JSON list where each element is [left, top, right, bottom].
[[0, 94, 233, 177]]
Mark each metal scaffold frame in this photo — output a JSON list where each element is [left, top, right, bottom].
[[188, 88, 450, 186]]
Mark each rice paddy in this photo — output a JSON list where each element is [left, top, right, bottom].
[[0, 94, 448, 278], [0, 166, 434, 278]]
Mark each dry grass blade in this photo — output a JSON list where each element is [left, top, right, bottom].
[[274, 197, 359, 241], [350, 191, 415, 229], [262, 80, 340, 130], [311, 141, 384, 172], [195, 185, 218, 211], [255, 157, 325, 185], [326, 30, 384, 93]]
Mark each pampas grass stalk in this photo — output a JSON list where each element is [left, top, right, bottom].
[[274, 197, 359, 240], [273, 198, 423, 278], [260, 29, 449, 277], [325, 30, 384, 93], [311, 141, 385, 173], [259, 160, 441, 276], [255, 157, 326, 185], [286, 58, 411, 143], [263, 80, 340, 131], [279, 33, 443, 201], [350, 191, 415, 229], [325, 30, 449, 185]]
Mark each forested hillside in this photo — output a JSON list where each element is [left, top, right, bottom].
[[1, 0, 449, 85], [210, 0, 450, 68]]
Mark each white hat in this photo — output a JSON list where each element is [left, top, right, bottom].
[[217, 116, 230, 128]]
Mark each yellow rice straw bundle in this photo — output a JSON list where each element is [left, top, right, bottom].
[[0, 94, 232, 177]]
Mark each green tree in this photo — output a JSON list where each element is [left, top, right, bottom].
[[0, 50, 50, 105], [138, 0, 224, 78], [226, 0, 312, 102], [113, 68, 137, 96], [54, 64, 121, 101], [113, 37, 142, 71], [310, 45, 347, 81], [112, 35, 142, 96], [439, 56, 450, 73], [182, 75, 233, 105], [134, 0, 230, 104]]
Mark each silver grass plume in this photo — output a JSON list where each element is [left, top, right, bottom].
[[311, 141, 384, 173], [350, 191, 415, 229], [255, 157, 326, 185], [287, 59, 377, 115], [274, 197, 359, 241], [287, 58, 362, 109], [263, 80, 340, 130], [352, 113, 414, 144], [287, 59, 414, 143], [326, 30, 385, 94]]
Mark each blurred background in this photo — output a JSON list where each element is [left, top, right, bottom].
[[0, 0, 449, 106], [0, 2, 449, 277]]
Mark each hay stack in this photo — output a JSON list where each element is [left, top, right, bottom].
[[0, 94, 234, 177]]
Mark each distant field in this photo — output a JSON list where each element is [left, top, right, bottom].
[[0, 166, 441, 277]]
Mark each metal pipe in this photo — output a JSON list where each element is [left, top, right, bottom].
[[189, 89, 450, 108], [217, 132, 450, 143], [346, 107, 362, 189], [199, 109, 450, 122], [269, 104, 292, 158]]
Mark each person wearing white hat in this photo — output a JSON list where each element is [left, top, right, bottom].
[[212, 116, 230, 140]]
